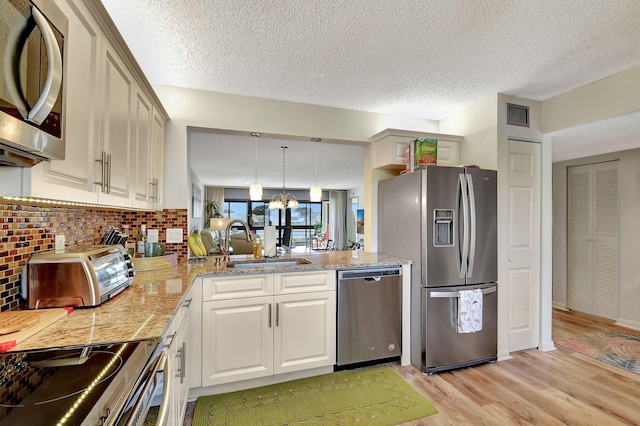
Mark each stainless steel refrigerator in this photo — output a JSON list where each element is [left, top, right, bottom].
[[378, 165, 497, 373]]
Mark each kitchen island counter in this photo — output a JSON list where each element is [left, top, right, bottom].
[[12, 251, 409, 351]]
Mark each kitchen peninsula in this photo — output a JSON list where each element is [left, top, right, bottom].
[[12, 250, 410, 355]]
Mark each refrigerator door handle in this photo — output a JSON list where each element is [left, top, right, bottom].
[[467, 174, 476, 277], [429, 286, 497, 298], [458, 174, 469, 279]]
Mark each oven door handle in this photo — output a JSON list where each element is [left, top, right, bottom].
[[155, 350, 171, 426], [123, 348, 169, 426]]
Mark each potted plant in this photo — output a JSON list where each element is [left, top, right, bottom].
[[313, 221, 324, 236], [205, 200, 223, 226]]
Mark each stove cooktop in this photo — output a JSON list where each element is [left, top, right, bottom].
[[0, 339, 157, 425]]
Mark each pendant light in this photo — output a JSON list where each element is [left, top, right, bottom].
[[249, 132, 263, 200], [309, 137, 322, 202], [269, 146, 299, 209]]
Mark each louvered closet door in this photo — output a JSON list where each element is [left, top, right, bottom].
[[567, 161, 619, 320]]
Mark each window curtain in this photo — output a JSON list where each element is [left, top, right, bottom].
[[329, 191, 347, 250], [205, 186, 225, 225]]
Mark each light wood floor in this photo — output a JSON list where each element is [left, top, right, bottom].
[[393, 308, 640, 425], [184, 309, 640, 425]]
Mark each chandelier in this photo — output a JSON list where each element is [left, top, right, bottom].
[[268, 146, 299, 209]]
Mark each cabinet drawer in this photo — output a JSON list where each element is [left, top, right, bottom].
[[203, 274, 273, 301], [274, 270, 336, 294]]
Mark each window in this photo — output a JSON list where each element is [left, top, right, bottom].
[[223, 199, 323, 247]]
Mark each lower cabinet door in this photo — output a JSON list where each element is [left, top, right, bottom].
[[273, 291, 336, 374], [202, 296, 274, 386], [173, 312, 190, 426]]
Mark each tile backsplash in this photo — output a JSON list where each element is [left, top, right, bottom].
[[0, 203, 188, 312]]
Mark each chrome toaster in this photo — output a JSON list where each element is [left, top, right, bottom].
[[26, 245, 135, 309]]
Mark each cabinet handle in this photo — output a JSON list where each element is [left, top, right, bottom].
[[181, 341, 186, 383], [183, 298, 192, 308], [95, 151, 108, 193], [175, 341, 186, 384], [164, 331, 176, 348], [150, 178, 159, 202], [268, 303, 272, 328], [106, 153, 112, 194], [276, 303, 280, 327]]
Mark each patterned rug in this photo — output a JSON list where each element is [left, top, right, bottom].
[[192, 365, 437, 425], [557, 330, 640, 374]]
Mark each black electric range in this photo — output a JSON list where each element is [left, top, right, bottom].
[[0, 339, 162, 425]]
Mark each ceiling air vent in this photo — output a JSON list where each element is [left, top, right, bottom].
[[506, 103, 529, 127]]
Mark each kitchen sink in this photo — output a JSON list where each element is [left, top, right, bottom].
[[226, 258, 312, 268]]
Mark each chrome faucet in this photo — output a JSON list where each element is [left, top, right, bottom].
[[220, 219, 253, 256]]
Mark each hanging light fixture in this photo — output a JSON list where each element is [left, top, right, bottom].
[[269, 146, 299, 209], [309, 137, 322, 202], [249, 132, 263, 200]]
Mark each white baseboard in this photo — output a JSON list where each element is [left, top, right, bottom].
[[615, 318, 640, 331], [497, 350, 512, 361], [538, 339, 557, 352], [552, 301, 567, 310]]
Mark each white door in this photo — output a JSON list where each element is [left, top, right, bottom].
[[273, 291, 336, 374], [201, 297, 273, 386], [506, 139, 541, 352], [567, 162, 619, 319]]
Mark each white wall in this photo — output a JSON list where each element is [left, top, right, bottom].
[[439, 94, 498, 169], [552, 148, 640, 330], [155, 85, 438, 248], [542, 66, 640, 134]]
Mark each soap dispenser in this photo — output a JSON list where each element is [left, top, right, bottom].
[[253, 235, 262, 259]]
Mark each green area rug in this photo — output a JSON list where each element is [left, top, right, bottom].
[[557, 330, 640, 374], [193, 365, 437, 425]]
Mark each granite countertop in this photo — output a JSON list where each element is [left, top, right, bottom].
[[12, 251, 409, 352]]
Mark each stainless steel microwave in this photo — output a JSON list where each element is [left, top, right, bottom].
[[0, 0, 68, 167]]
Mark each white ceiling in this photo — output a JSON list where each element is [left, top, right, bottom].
[[101, 0, 640, 186]]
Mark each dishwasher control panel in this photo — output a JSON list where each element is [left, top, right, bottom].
[[337, 267, 401, 280]]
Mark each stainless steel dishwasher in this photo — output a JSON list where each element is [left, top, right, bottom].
[[336, 267, 402, 367]]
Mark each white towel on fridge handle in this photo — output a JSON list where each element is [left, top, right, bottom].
[[457, 289, 483, 333]]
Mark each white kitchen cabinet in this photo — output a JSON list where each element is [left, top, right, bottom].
[[132, 89, 165, 209], [132, 87, 153, 208], [371, 128, 462, 169], [202, 295, 274, 386], [163, 292, 193, 426], [201, 271, 336, 387], [96, 38, 134, 206], [150, 109, 165, 208], [273, 291, 336, 374], [6, 0, 167, 208]]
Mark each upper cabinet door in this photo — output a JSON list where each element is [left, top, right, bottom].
[[97, 40, 134, 206], [132, 87, 153, 208], [151, 109, 165, 209]]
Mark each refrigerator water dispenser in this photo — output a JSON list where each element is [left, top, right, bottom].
[[433, 209, 454, 246]]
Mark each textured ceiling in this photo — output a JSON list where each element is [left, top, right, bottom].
[[101, 0, 640, 185]]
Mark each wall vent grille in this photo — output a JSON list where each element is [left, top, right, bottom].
[[507, 103, 530, 127]]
